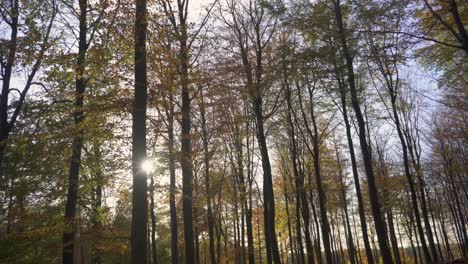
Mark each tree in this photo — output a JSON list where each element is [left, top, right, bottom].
[[131, 0, 149, 262], [332, 1, 393, 263], [0, 0, 56, 168], [62, 1, 91, 262], [217, 1, 282, 262]]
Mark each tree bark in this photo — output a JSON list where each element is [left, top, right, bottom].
[[388, 91, 433, 263], [168, 97, 178, 264], [296, 81, 333, 264], [63, 1, 88, 263], [334, 66, 375, 264], [283, 57, 315, 264], [333, 1, 393, 263], [200, 89, 216, 264], [131, 0, 149, 262], [0, 0, 18, 166], [334, 143, 356, 264], [177, 0, 195, 260]]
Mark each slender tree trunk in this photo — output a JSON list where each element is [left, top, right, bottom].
[[303, 83, 333, 264], [295, 194, 305, 264], [200, 90, 216, 264], [245, 123, 256, 264], [235, 195, 241, 264], [396, 216, 406, 264], [333, 1, 393, 263], [257, 201, 263, 264], [406, 131, 438, 261], [131, 0, 148, 262], [281, 48, 314, 264], [63, 2, 88, 263], [335, 68, 374, 264], [253, 95, 281, 264], [387, 210, 401, 264], [92, 143, 103, 264], [388, 92, 432, 263], [241, 200, 246, 264], [335, 144, 356, 264], [283, 175, 296, 264], [150, 175, 158, 264], [179, 3, 195, 260], [216, 210, 222, 264], [246, 183, 255, 264], [168, 101, 178, 264], [309, 185, 322, 264]]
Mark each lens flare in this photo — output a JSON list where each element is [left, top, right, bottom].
[[141, 159, 154, 174]]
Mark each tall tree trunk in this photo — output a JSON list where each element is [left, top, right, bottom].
[[216, 208, 222, 264], [334, 67, 374, 264], [333, 1, 393, 263], [308, 181, 322, 264], [131, 0, 149, 262], [294, 178, 305, 264], [387, 210, 401, 264], [200, 89, 216, 264], [298, 82, 333, 264], [0, 0, 18, 165], [92, 143, 103, 264], [404, 122, 439, 262], [168, 99, 178, 264], [388, 93, 433, 262], [282, 169, 296, 264], [178, 0, 195, 260], [283, 64, 315, 264], [63, 1, 88, 263], [245, 120, 256, 264], [253, 97, 281, 264], [334, 143, 356, 264]]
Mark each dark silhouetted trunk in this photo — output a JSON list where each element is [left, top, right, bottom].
[[387, 210, 401, 264], [308, 177, 322, 264], [63, 1, 88, 263], [168, 98, 178, 264], [388, 89, 433, 263], [296, 81, 332, 264], [200, 89, 216, 264], [334, 65, 374, 264], [405, 129, 439, 262], [245, 120, 255, 264], [283, 56, 315, 264], [334, 143, 356, 264], [282, 168, 296, 264], [131, 0, 149, 262], [177, 0, 195, 260], [0, 0, 18, 165], [253, 96, 281, 264], [333, 1, 392, 263]]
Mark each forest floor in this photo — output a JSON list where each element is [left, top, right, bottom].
[[448, 259, 468, 264]]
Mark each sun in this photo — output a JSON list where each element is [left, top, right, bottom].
[[141, 159, 154, 174]]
